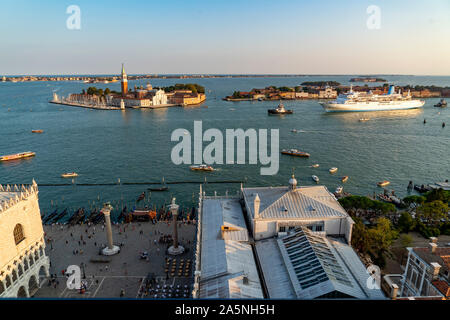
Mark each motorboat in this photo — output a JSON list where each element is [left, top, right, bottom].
[[335, 186, 343, 194], [434, 99, 447, 108], [377, 180, 390, 187], [329, 167, 338, 174], [0, 151, 35, 162], [31, 129, 44, 133], [281, 149, 310, 157], [61, 172, 78, 178], [190, 164, 214, 171], [268, 102, 293, 115], [341, 176, 349, 183], [312, 175, 319, 183], [311, 163, 320, 168]]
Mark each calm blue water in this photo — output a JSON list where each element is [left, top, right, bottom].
[[0, 75, 449, 220]]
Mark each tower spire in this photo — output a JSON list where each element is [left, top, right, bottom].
[[121, 63, 128, 96]]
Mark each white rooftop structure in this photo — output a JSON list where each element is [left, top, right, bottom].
[[195, 196, 263, 299], [257, 227, 385, 299], [194, 176, 386, 300], [242, 182, 354, 242]]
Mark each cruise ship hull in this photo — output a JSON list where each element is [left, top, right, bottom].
[[320, 100, 425, 112]]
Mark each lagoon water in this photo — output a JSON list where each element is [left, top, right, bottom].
[[0, 75, 449, 220]]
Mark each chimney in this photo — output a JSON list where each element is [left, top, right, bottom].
[[429, 237, 438, 244], [253, 194, 260, 219], [429, 242, 437, 254], [430, 262, 441, 280], [391, 283, 399, 300]]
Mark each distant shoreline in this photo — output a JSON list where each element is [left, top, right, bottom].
[[2, 74, 450, 83]]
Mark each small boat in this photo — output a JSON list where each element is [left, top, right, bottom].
[[268, 102, 293, 115], [311, 164, 320, 168], [0, 151, 35, 162], [137, 192, 146, 202], [148, 186, 169, 192], [291, 129, 298, 133], [329, 167, 338, 174], [190, 164, 214, 171], [341, 176, 349, 183], [434, 99, 447, 108], [377, 180, 390, 187], [281, 149, 310, 157], [359, 118, 370, 122], [61, 172, 78, 178], [312, 175, 319, 183], [31, 130, 44, 133], [335, 186, 343, 194]]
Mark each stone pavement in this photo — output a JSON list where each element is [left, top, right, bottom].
[[34, 221, 196, 298]]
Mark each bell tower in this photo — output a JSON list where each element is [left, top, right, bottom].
[[121, 63, 128, 96]]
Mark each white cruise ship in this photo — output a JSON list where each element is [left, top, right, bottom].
[[320, 85, 425, 112]]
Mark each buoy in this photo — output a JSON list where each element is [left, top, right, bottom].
[[423, 119, 426, 124], [443, 122, 446, 128]]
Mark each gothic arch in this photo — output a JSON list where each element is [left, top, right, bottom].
[[0, 280, 5, 295], [5, 275, 12, 288], [38, 265, 49, 279], [11, 269, 18, 283], [17, 285, 28, 298], [28, 275, 38, 296], [18, 264, 24, 277], [23, 257, 29, 271]]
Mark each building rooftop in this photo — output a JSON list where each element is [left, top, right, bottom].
[[412, 247, 450, 274], [0, 182, 38, 213], [256, 227, 385, 299], [198, 198, 263, 299], [242, 185, 349, 220]]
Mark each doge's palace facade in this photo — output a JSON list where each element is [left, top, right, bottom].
[[0, 180, 50, 297]]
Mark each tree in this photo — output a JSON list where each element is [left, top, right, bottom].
[[351, 218, 370, 253], [104, 88, 111, 95], [424, 188, 450, 204], [416, 200, 449, 227], [403, 195, 425, 209], [399, 234, 413, 248], [397, 212, 415, 233]]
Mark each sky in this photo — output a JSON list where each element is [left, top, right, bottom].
[[0, 0, 449, 75]]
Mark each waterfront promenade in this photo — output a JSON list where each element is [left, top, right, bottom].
[[34, 221, 196, 298]]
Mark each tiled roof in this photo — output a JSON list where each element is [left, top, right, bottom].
[[243, 186, 349, 220], [413, 247, 450, 273], [432, 280, 450, 297]]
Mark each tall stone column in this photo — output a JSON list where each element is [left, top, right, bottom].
[[168, 198, 184, 255], [101, 203, 120, 256]]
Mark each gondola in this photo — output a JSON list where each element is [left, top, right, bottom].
[[86, 208, 98, 223], [147, 186, 169, 191], [51, 208, 68, 224], [137, 192, 146, 202], [43, 209, 58, 224]]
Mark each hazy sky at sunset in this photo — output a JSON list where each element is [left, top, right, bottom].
[[1, 0, 449, 75]]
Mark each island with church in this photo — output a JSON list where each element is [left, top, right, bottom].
[[50, 64, 206, 110]]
